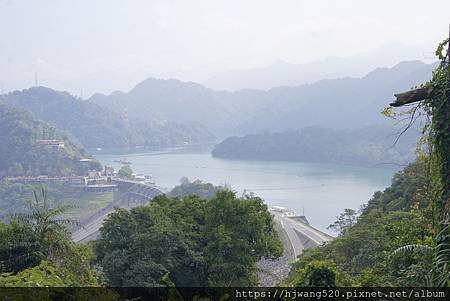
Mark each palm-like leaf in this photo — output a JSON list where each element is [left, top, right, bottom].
[[6, 187, 79, 269], [393, 223, 450, 287], [431, 224, 450, 287], [392, 243, 433, 286], [13, 187, 75, 229], [393, 244, 433, 256]]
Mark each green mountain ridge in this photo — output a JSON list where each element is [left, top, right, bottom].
[[1, 87, 214, 149], [212, 125, 420, 167], [0, 102, 100, 178], [89, 61, 436, 138]]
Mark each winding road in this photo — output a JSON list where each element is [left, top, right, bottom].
[[72, 180, 165, 243]]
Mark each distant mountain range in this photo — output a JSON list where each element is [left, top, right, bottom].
[[89, 79, 258, 137], [233, 60, 437, 134], [204, 43, 434, 91], [0, 87, 214, 149], [90, 60, 436, 138], [0, 60, 436, 167]]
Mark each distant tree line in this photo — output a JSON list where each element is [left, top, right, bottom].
[[167, 177, 227, 199], [212, 125, 418, 167]]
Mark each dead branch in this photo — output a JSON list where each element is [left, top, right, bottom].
[[390, 87, 434, 107]]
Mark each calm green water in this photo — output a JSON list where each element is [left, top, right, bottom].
[[93, 145, 395, 234]]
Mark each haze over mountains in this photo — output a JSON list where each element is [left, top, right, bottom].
[[235, 60, 436, 134], [90, 60, 436, 138], [203, 43, 434, 91], [0, 59, 436, 167]]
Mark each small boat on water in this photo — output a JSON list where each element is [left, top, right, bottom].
[[114, 158, 131, 165]]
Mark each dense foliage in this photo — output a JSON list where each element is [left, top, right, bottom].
[[1, 87, 214, 149], [0, 181, 36, 217], [0, 189, 98, 286], [0, 102, 101, 178], [212, 125, 418, 166], [0, 261, 68, 287], [286, 161, 433, 286], [407, 39, 449, 286], [94, 191, 283, 286]]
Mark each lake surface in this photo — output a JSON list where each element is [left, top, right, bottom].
[[93, 145, 395, 234]]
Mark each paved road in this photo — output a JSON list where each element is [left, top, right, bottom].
[[72, 181, 165, 243], [72, 210, 111, 242], [271, 211, 333, 258], [72, 200, 147, 243]]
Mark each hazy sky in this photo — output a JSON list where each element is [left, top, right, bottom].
[[1, 0, 449, 96]]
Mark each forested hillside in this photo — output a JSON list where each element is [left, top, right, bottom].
[[234, 61, 437, 134], [286, 39, 449, 288], [89, 79, 248, 136], [1, 87, 214, 149], [0, 102, 100, 178], [212, 125, 419, 166], [0, 103, 105, 218]]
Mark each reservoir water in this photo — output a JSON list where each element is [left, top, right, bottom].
[[93, 145, 395, 234]]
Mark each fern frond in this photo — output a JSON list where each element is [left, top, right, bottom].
[[393, 244, 433, 258]]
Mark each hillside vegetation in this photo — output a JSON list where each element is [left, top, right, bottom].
[[94, 191, 282, 286], [0, 189, 99, 286], [1, 87, 214, 149], [286, 160, 432, 286], [286, 39, 449, 287], [212, 125, 419, 166], [0, 102, 100, 178]]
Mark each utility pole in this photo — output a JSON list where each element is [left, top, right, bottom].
[[34, 72, 38, 87]]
